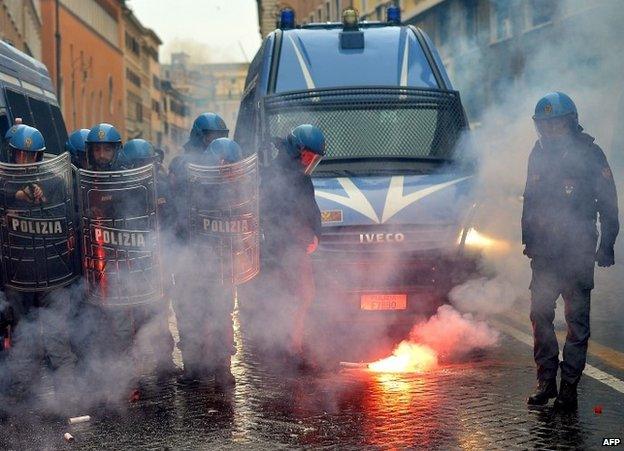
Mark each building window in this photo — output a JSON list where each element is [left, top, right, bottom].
[[491, 0, 512, 42], [98, 90, 103, 122], [152, 75, 161, 91], [136, 101, 143, 122], [527, 0, 556, 28], [152, 99, 160, 113], [334, 0, 341, 20], [464, 0, 478, 45], [125, 32, 140, 56], [108, 76, 114, 115], [325, 2, 330, 21], [126, 69, 141, 87]]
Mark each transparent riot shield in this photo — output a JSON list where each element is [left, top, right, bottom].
[[77, 165, 163, 306], [187, 153, 260, 285], [0, 152, 80, 291]]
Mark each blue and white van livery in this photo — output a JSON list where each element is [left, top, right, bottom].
[[0, 41, 67, 156], [235, 10, 483, 326]]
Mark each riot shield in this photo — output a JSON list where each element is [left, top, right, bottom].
[[78, 165, 163, 306], [187, 153, 259, 285], [0, 152, 80, 291]]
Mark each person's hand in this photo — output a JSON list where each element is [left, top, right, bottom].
[[596, 245, 615, 267], [306, 236, 319, 254], [31, 184, 45, 204], [523, 246, 533, 259]]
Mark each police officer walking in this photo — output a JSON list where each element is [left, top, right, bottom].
[[258, 124, 325, 370], [523, 92, 619, 410]]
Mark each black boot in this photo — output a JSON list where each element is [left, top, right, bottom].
[[527, 379, 558, 405], [554, 380, 578, 411]]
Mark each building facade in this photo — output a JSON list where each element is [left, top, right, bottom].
[[0, 0, 42, 60], [40, 0, 125, 134], [160, 79, 189, 162], [121, 4, 162, 143], [401, 0, 624, 126], [162, 55, 247, 140]]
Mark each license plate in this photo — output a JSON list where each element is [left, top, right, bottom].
[[360, 294, 407, 311]]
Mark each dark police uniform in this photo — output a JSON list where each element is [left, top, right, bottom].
[[1, 175, 77, 400], [522, 132, 619, 384], [258, 148, 322, 359], [168, 145, 237, 380]]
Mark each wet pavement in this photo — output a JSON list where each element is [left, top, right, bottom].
[[1, 301, 623, 450]]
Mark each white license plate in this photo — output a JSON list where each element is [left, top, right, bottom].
[[360, 294, 407, 311]]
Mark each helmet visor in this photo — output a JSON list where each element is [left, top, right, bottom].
[[87, 142, 118, 170], [132, 157, 155, 169], [534, 116, 573, 141], [201, 130, 229, 148], [9, 147, 43, 164], [301, 149, 323, 175]]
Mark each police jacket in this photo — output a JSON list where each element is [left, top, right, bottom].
[[168, 148, 204, 242], [260, 150, 322, 258], [522, 132, 619, 258]]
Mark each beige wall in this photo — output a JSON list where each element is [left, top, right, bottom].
[[0, 0, 42, 60]]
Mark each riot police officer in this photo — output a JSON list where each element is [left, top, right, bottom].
[[66, 129, 90, 169], [82, 123, 143, 401], [198, 138, 245, 387], [85, 123, 123, 171], [0, 125, 78, 411], [523, 92, 619, 410], [170, 113, 237, 386], [119, 139, 177, 377], [257, 124, 325, 369]]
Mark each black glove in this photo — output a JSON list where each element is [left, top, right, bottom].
[[596, 244, 615, 267], [523, 246, 533, 259]]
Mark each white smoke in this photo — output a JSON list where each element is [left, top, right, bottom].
[[448, 1, 624, 317], [409, 305, 500, 361]]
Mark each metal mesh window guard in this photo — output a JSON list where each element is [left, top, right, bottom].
[[263, 87, 468, 161]]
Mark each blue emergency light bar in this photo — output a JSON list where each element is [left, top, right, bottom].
[[387, 5, 401, 25], [279, 8, 295, 30]]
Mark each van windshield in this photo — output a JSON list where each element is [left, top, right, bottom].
[[264, 87, 467, 174], [276, 28, 438, 92]]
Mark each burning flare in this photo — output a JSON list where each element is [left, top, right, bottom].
[[368, 341, 438, 373]]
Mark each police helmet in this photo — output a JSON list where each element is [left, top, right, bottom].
[[65, 128, 90, 168], [7, 124, 45, 164], [533, 92, 579, 143], [189, 113, 229, 148], [287, 124, 326, 175], [533, 92, 577, 121], [121, 139, 156, 169], [85, 123, 122, 170], [205, 138, 243, 165]]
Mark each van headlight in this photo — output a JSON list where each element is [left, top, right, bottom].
[[459, 227, 511, 253]]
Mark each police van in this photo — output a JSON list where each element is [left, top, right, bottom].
[[236, 8, 484, 351], [0, 41, 67, 156]]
